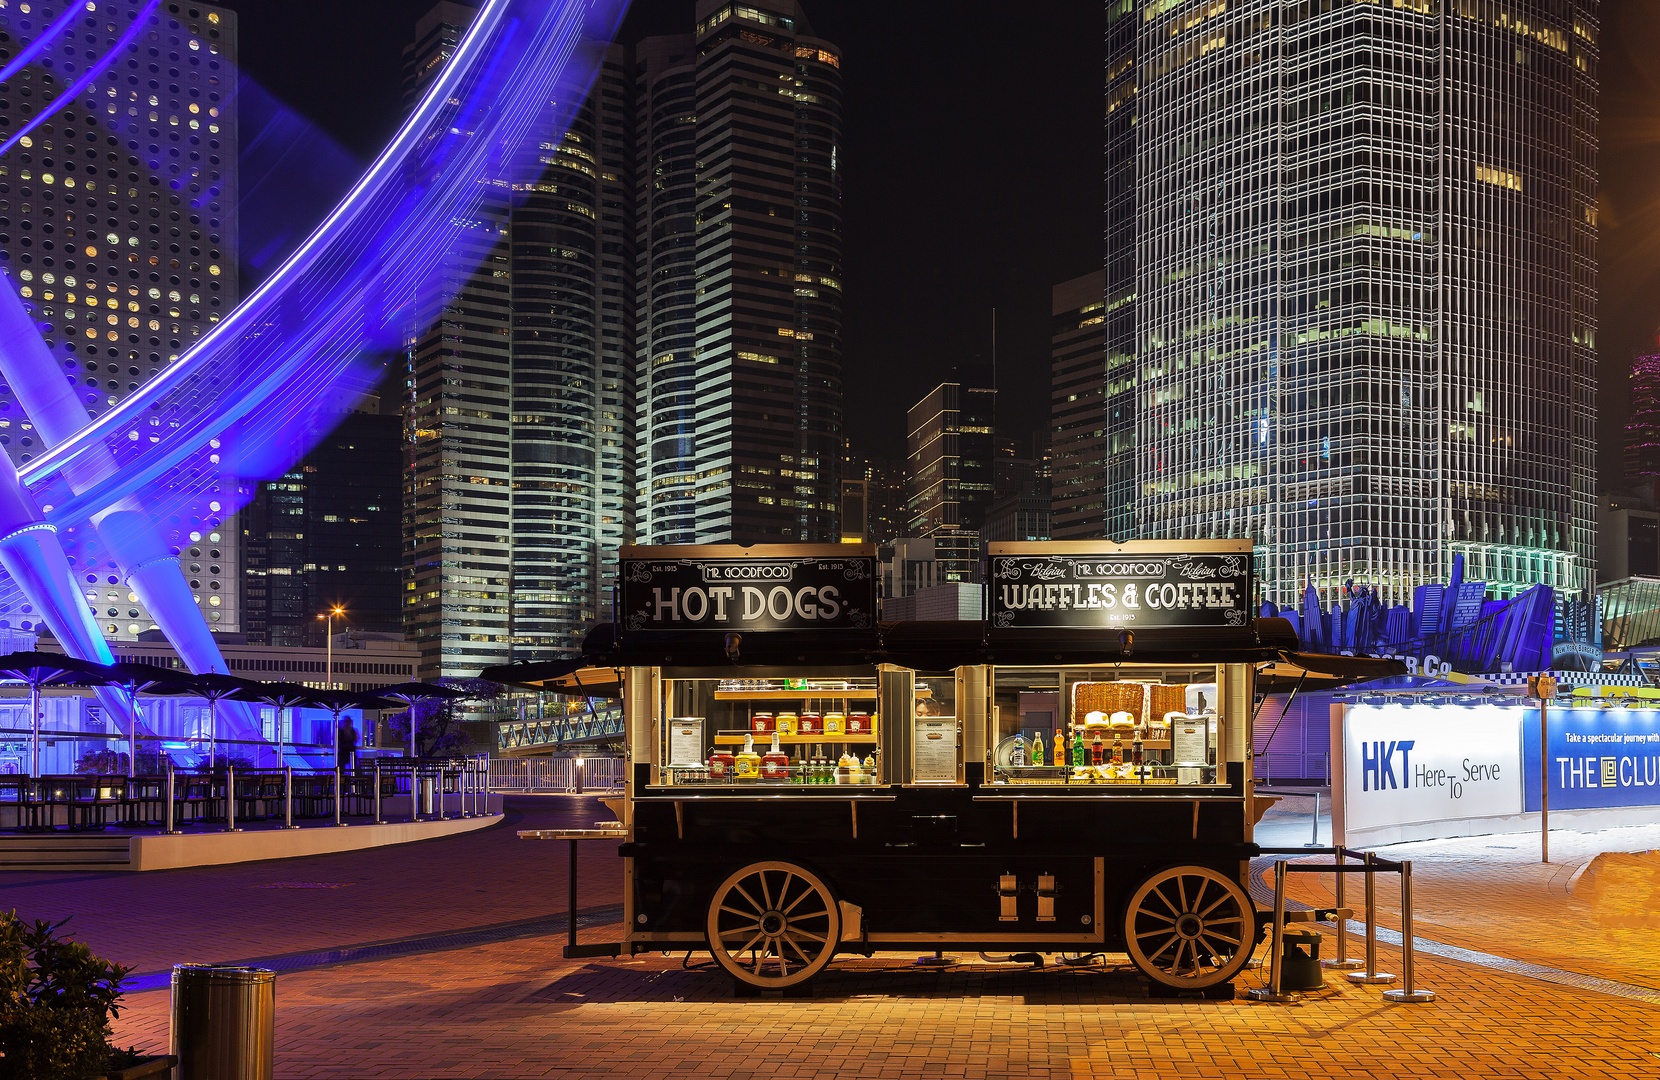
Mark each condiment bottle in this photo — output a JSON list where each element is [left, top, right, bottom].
[[734, 734, 762, 780], [709, 746, 734, 780], [762, 732, 789, 781], [776, 711, 799, 735], [862, 752, 877, 783]]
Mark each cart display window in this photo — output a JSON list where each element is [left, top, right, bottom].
[[652, 672, 884, 786], [911, 671, 961, 784], [988, 665, 1223, 788]]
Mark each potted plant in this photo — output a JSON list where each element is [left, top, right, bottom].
[[0, 910, 172, 1080]]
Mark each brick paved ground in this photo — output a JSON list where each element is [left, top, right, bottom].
[[5, 796, 1660, 1078], [1262, 797, 1660, 991]]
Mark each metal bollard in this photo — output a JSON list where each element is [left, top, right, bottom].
[[1323, 849, 1362, 970], [332, 767, 347, 826], [1304, 791, 1322, 847], [1345, 852, 1396, 985], [1247, 860, 1296, 1002], [223, 763, 241, 832], [164, 761, 180, 835], [1382, 860, 1436, 1002], [171, 964, 275, 1080], [374, 760, 384, 824], [281, 767, 298, 829]]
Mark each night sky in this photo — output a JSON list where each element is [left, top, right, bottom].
[[223, 0, 1652, 478]]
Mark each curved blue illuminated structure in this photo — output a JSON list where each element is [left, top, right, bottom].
[[0, 0, 625, 759]]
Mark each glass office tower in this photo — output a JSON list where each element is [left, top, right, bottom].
[[1115, 0, 1598, 606]]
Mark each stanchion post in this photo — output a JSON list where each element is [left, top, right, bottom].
[[163, 760, 179, 835], [374, 760, 383, 824], [224, 762, 241, 832], [1382, 860, 1436, 1002], [1323, 849, 1362, 970], [282, 766, 297, 829], [332, 766, 346, 826], [1305, 791, 1321, 847], [1346, 852, 1396, 985], [1247, 860, 1296, 1002]]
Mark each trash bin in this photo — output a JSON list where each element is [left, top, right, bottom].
[[171, 964, 275, 1080], [417, 773, 436, 815], [1279, 929, 1325, 992]]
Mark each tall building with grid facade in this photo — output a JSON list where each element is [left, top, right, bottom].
[[1625, 354, 1660, 480], [402, 3, 637, 676], [907, 371, 995, 584], [0, 0, 240, 641], [1113, 0, 1599, 607], [1051, 269, 1106, 540], [636, 1, 844, 545]]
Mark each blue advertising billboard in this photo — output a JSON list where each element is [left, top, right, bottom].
[[1522, 708, 1660, 812]]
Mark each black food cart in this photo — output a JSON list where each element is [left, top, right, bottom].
[[492, 541, 1399, 992]]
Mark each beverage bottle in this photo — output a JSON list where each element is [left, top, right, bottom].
[[1111, 735, 1124, 766], [1012, 732, 1026, 768], [1090, 731, 1104, 766], [1071, 727, 1085, 766], [1132, 728, 1144, 771], [1030, 731, 1045, 768]]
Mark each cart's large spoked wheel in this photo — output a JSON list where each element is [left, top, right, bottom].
[[706, 861, 841, 989], [1123, 865, 1253, 990]]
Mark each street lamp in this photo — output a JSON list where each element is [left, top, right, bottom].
[[316, 606, 345, 691]]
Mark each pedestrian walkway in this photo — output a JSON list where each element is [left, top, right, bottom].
[[1268, 811, 1660, 992], [6, 796, 1659, 1078]]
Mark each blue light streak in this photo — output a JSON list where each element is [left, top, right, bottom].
[[0, 0, 88, 85], [20, 0, 621, 544], [0, 0, 160, 160]]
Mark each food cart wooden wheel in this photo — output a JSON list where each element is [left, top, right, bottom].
[[1123, 865, 1253, 990], [706, 861, 842, 989]]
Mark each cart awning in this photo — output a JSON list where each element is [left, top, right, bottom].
[[480, 658, 622, 697], [1255, 652, 1408, 694]]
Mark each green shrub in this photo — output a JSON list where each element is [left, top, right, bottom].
[[0, 910, 132, 1080]]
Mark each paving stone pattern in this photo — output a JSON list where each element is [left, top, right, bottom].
[[5, 798, 1660, 1078]]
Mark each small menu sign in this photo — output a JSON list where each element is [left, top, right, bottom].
[[618, 546, 877, 634], [987, 546, 1252, 632]]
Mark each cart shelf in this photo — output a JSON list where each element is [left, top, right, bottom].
[[713, 733, 879, 745], [712, 690, 880, 700]]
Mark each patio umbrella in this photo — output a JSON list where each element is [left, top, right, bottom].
[[100, 662, 198, 777], [144, 672, 267, 769], [371, 682, 472, 759], [0, 651, 120, 777], [295, 686, 400, 770], [235, 680, 321, 768]]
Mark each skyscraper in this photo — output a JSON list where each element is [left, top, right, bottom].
[[242, 405, 403, 647], [1625, 353, 1660, 480], [402, 3, 635, 676], [401, 0, 841, 675], [907, 370, 995, 583], [0, 1, 241, 640], [1050, 269, 1106, 540], [636, 1, 844, 545], [1109, 0, 1599, 606]]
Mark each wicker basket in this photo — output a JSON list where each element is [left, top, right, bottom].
[[1072, 681, 1145, 723], [1149, 684, 1187, 721]]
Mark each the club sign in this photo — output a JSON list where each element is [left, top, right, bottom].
[[987, 552, 1251, 631], [619, 555, 876, 633]]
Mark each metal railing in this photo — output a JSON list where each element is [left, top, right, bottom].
[[488, 756, 624, 794], [2, 755, 496, 832], [1250, 846, 1436, 1004]]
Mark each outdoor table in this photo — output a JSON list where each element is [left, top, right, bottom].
[[519, 826, 625, 958]]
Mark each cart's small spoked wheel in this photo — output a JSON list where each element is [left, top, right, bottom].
[[1123, 865, 1252, 990], [706, 860, 841, 989]]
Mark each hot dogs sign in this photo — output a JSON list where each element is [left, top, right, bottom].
[[987, 550, 1252, 631], [618, 549, 876, 633]]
